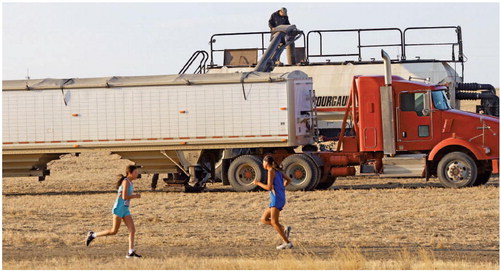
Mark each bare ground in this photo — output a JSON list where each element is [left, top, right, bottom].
[[2, 151, 499, 269]]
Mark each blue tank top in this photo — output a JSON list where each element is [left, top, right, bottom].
[[115, 178, 134, 207], [270, 170, 286, 201]]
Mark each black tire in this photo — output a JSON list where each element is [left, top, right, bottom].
[[473, 170, 492, 186], [227, 155, 265, 192], [316, 176, 337, 190], [281, 154, 320, 191], [437, 152, 478, 188]]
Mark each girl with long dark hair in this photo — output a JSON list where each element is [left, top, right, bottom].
[[86, 165, 142, 258], [253, 155, 293, 249]]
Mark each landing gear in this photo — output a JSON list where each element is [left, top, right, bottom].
[[184, 166, 209, 193], [151, 173, 159, 191]]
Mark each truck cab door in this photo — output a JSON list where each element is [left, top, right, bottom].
[[396, 91, 434, 150]]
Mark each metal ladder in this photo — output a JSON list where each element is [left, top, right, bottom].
[[310, 89, 320, 142], [179, 50, 209, 74]]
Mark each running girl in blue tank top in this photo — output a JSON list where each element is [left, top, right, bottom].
[[85, 165, 143, 258], [253, 155, 293, 250]]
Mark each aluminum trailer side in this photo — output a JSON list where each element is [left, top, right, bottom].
[[3, 71, 316, 190]]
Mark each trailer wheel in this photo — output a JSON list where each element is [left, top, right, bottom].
[[316, 176, 337, 190], [281, 154, 320, 191], [437, 152, 478, 188], [228, 155, 265, 192]]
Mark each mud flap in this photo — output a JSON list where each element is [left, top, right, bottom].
[[492, 159, 499, 174]]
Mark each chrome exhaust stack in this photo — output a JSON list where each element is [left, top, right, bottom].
[[380, 50, 396, 156], [381, 49, 392, 86]]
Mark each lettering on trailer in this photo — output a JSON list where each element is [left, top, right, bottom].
[[315, 96, 349, 107]]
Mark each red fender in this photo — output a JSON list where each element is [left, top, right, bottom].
[[428, 137, 489, 161]]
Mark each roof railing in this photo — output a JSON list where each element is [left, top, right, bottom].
[[208, 26, 462, 64]]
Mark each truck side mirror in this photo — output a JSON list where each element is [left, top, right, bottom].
[[422, 93, 431, 116], [421, 108, 431, 116]]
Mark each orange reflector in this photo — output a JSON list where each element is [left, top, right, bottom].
[[73, 144, 80, 148], [279, 107, 287, 111], [180, 142, 187, 145], [281, 139, 287, 142], [71, 113, 79, 117], [179, 110, 186, 114]]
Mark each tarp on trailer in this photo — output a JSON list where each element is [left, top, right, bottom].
[[2, 71, 308, 91]]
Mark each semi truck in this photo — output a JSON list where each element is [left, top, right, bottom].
[[3, 25, 499, 191], [185, 25, 500, 187]]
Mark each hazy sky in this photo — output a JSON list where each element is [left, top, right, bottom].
[[3, 2, 500, 87]]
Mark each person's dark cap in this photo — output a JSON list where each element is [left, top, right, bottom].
[[280, 7, 287, 15]]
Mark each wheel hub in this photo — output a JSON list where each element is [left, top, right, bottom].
[[238, 166, 256, 184], [288, 164, 307, 185], [446, 161, 470, 182], [294, 168, 305, 179]]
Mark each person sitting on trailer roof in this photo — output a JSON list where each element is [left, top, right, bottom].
[[268, 7, 290, 32], [268, 7, 291, 65]]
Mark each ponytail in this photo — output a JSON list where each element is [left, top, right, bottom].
[[115, 174, 127, 189], [115, 165, 138, 189], [263, 155, 281, 170]]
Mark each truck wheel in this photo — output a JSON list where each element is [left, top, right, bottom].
[[228, 155, 265, 192], [281, 154, 320, 191], [473, 170, 492, 186], [437, 152, 478, 188], [316, 176, 337, 190]]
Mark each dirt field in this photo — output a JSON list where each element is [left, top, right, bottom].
[[2, 151, 499, 269]]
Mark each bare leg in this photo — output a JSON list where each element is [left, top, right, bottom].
[[95, 215, 122, 237], [270, 207, 289, 243], [259, 208, 272, 225], [123, 215, 136, 251]]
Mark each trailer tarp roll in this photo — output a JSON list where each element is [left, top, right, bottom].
[[2, 71, 308, 91]]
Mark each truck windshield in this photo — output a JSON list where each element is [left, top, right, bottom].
[[431, 90, 451, 110]]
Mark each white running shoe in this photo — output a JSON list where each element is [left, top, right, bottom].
[[85, 231, 95, 246], [126, 251, 142, 258], [284, 226, 292, 239], [276, 242, 293, 250]]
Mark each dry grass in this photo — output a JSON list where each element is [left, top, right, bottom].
[[4, 179, 499, 250], [3, 151, 499, 269], [3, 248, 498, 270]]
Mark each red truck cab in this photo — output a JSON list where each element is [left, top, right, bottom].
[[355, 74, 499, 187]]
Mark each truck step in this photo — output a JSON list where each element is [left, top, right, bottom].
[[381, 154, 426, 177]]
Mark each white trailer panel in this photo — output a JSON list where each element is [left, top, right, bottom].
[[3, 71, 315, 152]]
